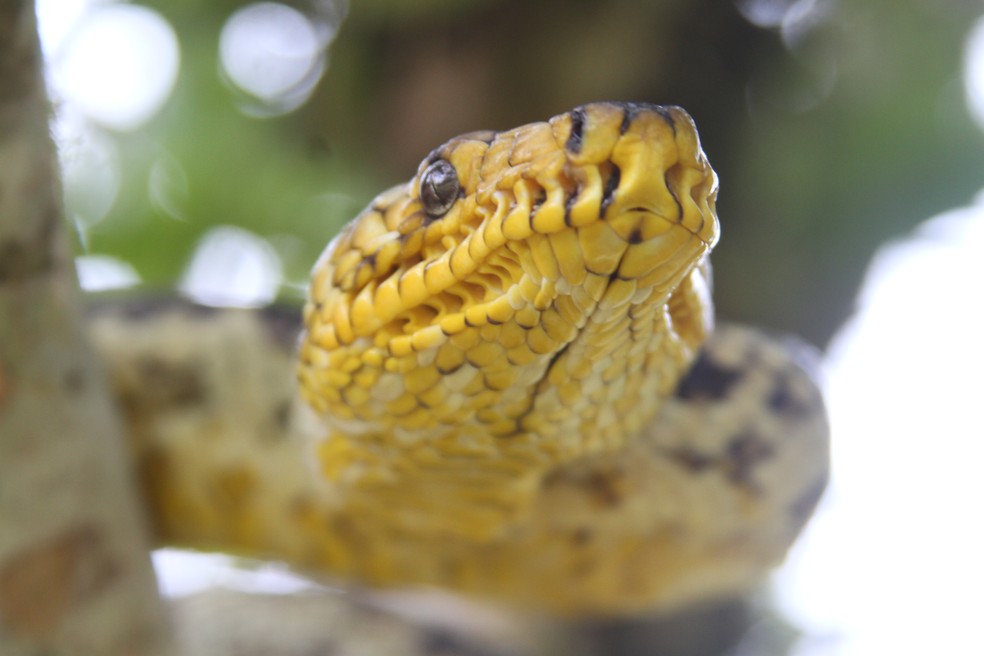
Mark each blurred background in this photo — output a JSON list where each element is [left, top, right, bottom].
[[37, 0, 984, 654]]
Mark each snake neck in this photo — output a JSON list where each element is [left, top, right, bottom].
[[520, 260, 713, 460], [307, 258, 712, 539]]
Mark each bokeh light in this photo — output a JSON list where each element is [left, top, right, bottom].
[[734, 8, 984, 653], [180, 226, 283, 307], [776, 193, 984, 655], [153, 549, 313, 598], [148, 149, 190, 222], [35, 0, 93, 58], [53, 109, 121, 230], [963, 15, 984, 132], [75, 254, 141, 291], [46, 3, 180, 131], [776, 14, 984, 633], [219, 2, 327, 115]]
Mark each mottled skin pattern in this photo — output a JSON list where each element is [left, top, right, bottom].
[[298, 103, 719, 540], [94, 103, 828, 616]]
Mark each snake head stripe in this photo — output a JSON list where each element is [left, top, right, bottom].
[[297, 103, 720, 535]]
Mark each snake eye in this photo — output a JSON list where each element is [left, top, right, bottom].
[[420, 159, 460, 218]]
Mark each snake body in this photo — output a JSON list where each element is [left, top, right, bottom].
[[96, 102, 828, 615]]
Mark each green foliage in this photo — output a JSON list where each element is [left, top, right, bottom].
[[66, 0, 984, 344]]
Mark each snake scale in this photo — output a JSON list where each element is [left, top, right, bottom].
[[95, 102, 829, 615]]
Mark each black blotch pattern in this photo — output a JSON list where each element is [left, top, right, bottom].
[[768, 374, 813, 418], [619, 104, 642, 134], [564, 192, 576, 226], [675, 350, 744, 401], [566, 107, 586, 153], [137, 357, 206, 407], [615, 101, 676, 134], [654, 105, 677, 132], [724, 432, 775, 487], [667, 446, 716, 473], [258, 304, 303, 348], [585, 470, 624, 507], [273, 400, 291, 430], [600, 164, 621, 217]]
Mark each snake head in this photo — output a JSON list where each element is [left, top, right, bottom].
[[300, 102, 720, 479]]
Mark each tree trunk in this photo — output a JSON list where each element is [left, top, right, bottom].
[[0, 3, 173, 654]]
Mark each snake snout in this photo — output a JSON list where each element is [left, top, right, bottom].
[[561, 102, 719, 250]]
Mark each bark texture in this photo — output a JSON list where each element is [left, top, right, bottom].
[[0, 4, 172, 654]]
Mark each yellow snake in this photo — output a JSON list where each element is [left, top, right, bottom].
[[98, 102, 828, 615], [297, 102, 717, 540]]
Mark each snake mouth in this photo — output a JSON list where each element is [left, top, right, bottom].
[[615, 205, 712, 245], [606, 168, 718, 254], [600, 210, 710, 285], [592, 159, 717, 284]]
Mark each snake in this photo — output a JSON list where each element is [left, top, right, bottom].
[[95, 101, 829, 615]]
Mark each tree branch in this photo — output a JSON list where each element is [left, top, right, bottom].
[[89, 298, 824, 655]]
